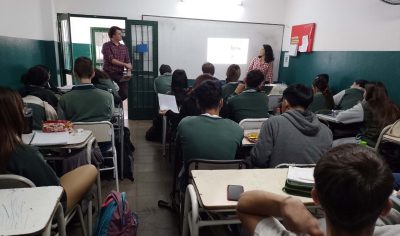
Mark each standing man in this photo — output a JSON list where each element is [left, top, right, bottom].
[[102, 26, 132, 101]]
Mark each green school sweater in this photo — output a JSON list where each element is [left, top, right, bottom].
[[6, 144, 60, 187], [154, 74, 172, 94], [26, 103, 46, 130], [338, 88, 364, 110], [222, 82, 239, 100], [176, 115, 243, 163], [361, 101, 381, 147], [58, 84, 113, 122], [227, 89, 269, 123], [308, 92, 330, 113]]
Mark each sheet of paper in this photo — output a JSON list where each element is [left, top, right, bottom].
[[158, 93, 179, 113], [31, 131, 69, 146], [287, 166, 315, 184], [299, 35, 309, 52], [289, 44, 298, 56], [283, 52, 290, 67]]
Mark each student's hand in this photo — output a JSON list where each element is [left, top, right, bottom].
[[125, 63, 132, 70], [281, 197, 323, 236], [234, 83, 246, 95], [159, 110, 168, 115]]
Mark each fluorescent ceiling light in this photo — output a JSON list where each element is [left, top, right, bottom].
[[181, 0, 243, 6]]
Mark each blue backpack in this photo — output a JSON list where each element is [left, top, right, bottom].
[[94, 191, 138, 236]]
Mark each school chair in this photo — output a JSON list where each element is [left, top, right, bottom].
[[239, 118, 268, 130], [374, 123, 396, 152]]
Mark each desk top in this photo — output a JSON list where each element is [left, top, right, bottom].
[[242, 129, 260, 146], [383, 135, 400, 145], [192, 169, 313, 210], [0, 186, 63, 235], [316, 114, 341, 123], [22, 130, 93, 148]]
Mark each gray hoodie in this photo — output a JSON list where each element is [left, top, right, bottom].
[[250, 109, 332, 168]]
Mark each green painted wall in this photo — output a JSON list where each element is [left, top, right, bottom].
[[72, 43, 91, 62], [0, 36, 58, 90], [278, 51, 400, 105]]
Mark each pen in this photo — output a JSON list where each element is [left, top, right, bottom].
[[29, 131, 36, 145]]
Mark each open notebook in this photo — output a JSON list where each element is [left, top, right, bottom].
[[158, 93, 179, 113], [30, 131, 69, 146]]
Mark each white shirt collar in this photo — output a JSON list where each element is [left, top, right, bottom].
[[201, 113, 221, 118]]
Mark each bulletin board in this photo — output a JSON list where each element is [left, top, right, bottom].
[[290, 23, 316, 53]]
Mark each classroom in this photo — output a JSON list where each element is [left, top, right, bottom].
[[1, 0, 400, 235]]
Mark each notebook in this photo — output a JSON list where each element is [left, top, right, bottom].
[[30, 131, 69, 146], [158, 93, 179, 113]]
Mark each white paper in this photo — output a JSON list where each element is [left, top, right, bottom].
[[287, 166, 315, 184], [283, 52, 290, 68], [158, 93, 179, 113], [299, 35, 309, 52], [289, 44, 298, 56], [30, 131, 69, 146]]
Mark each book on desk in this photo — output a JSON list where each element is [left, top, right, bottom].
[[29, 131, 69, 146], [283, 166, 315, 198]]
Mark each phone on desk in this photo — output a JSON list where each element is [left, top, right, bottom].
[[227, 185, 244, 201]]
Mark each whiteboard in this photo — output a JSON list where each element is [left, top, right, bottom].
[[143, 15, 284, 82]]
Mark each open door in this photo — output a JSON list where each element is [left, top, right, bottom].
[[57, 13, 73, 85], [125, 20, 158, 120]]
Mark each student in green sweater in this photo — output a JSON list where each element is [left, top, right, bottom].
[[308, 74, 334, 113], [154, 64, 173, 94], [92, 69, 121, 106], [227, 69, 269, 123], [0, 86, 97, 213], [334, 79, 368, 110], [176, 80, 243, 163], [222, 64, 241, 100], [58, 57, 113, 122]]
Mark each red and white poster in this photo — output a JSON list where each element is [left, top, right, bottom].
[[290, 23, 316, 53]]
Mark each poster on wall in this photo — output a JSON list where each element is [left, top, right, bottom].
[[290, 23, 316, 53]]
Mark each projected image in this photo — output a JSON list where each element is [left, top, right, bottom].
[[207, 38, 249, 64]]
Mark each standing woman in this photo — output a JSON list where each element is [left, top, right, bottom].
[[248, 44, 274, 84]]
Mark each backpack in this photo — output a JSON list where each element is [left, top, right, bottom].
[[94, 191, 138, 236]]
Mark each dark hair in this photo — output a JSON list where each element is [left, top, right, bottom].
[[171, 69, 188, 95], [246, 70, 265, 88], [354, 79, 368, 88], [202, 62, 215, 75], [0, 87, 24, 173], [316, 74, 329, 84], [92, 69, 110, 84], [226, 64, 241, 83], [282, 84, 314, 109], [159, 64, 172, 75], [108, 26, 122, 39], [314, 144, 393, 232], [263, 44, 274, 63], [192, 73, 216, 91], [313, 76, 334, 109], [195, 80, 222, 111], [364, 82, 400, 130], [21, 66, 50, 86], [74, 57, 94, 79]]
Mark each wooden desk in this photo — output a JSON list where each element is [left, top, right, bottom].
[[192, 169, 313, 210], [0, 186, 65, 236], [242, 129, 260, 146], [22, 130, 93, 148]]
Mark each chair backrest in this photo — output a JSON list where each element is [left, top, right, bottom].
[[374, 124, 394, 151], [239, 118, 268, 130], [73, 121, 114, 143], [275, 163, 316, 169], [0, 174, 35, 189], [268, 95, 282, 112]]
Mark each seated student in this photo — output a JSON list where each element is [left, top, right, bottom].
[[222, 64, 241, 100], [0, 86, 97, 213], [168, 69, 189, 106], [202, 62, 215, 76], [154, 64, 173, 94], [334, 82, 400, 147], [227, 70, 269, 123], [19, 65, 59, 109], [176, 80, 243, 163], [238, 144, 400, 236], [58, 57, 113, 122], [308, 74, 334, 113], [334, 79, 368, 110], [250, 84, 332, 168], [92, 69, 121, 106]]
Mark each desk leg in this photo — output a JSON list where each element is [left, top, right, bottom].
[[120, 115, 124, 179], [182, 184, 199, 236], [162, 115, 167, 157]]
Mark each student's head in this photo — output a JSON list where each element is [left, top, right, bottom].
[[21, 66, 50, 86], [192, 73, 216, 91], [92, 69, 110, 84], [194, 80, 223, 112], [108, 26, 123, 41], [312, 75, 329, 93], [202, 62, 215, 75], [259, 44, 274, 63], [352, 80, 368, 89], [226, 64, 241, 83], [245, 70, 265, 88], [74, 57, 94, 81], [159, 64, 172, 75], [315, 74, 329, 84], [281, 84, 313, 111], [0, 87, 24, 173], [171, 69, 188, 95], [313, 144, 393, 233]]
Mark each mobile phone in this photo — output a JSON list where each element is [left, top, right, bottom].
[[227, 185, 244, 201]]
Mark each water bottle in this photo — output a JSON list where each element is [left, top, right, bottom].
[[23, 104, 33, 134]]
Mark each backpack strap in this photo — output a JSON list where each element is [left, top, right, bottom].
[[110, 191, 126, 225]]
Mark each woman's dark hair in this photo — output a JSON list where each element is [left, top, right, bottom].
[[262, 44, 274, 63], [159, 64, 172, 75], [246, 70, 265, 88], [195, 80, 222, 111], [226, 64, 241, 83], [108, 26, 122, 39], [21, 66, 50, 86], [92, 69, 111, 84], [354, 79, 368, 88], [282, 84, 314, 109], [313, 76, 334, 109], [314, 144, 393, 232], [171, 69, 188, 95], [192, 73, 216, 92], [74, 57, 94, 79], [316, 74, 329, 84], [364, 82, 400, 130], [0, 87, 24, 173]]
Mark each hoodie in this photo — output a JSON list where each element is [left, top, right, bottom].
[[250, 109, 332, 168]]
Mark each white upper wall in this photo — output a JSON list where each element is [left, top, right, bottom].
[[282, 0, 400, 51]]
